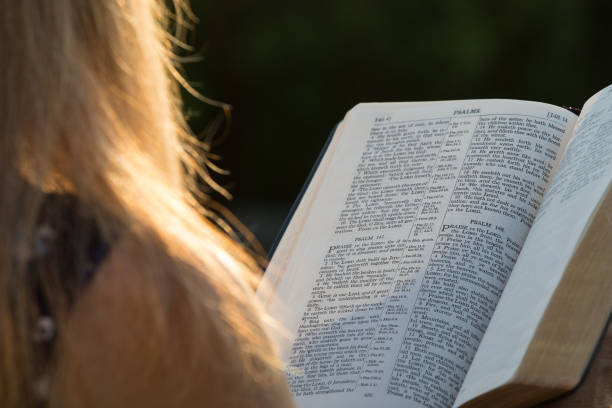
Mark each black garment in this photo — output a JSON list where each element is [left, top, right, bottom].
[[25, 193, 111, 404], [29, 194, 110, 315]]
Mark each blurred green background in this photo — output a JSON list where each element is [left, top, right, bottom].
[[179, 0, 612, 252]]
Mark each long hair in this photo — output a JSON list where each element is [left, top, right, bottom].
[[0, 1, 280, 406]]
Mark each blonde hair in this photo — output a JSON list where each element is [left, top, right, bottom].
[[0, 1, 281, 406]]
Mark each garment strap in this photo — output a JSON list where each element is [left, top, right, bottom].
[[25, 193, 111, 405]]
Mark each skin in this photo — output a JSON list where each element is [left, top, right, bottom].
[[48, 236, 295, 408]]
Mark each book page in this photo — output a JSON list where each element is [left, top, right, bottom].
[[260, 100, 575, 408], [259, 119, 348, 298], [455, 84, 612, 407]]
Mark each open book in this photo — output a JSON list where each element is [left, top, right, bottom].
[[258, 85, 612, 408]]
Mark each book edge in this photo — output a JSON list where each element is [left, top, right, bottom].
[[267, 122, 340, 258]]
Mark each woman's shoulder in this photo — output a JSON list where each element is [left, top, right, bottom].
[[49, 233, 295, 408], [32, 192, 294, 407]]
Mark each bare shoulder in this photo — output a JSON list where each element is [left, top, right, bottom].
[[50, 235, 294, 408]]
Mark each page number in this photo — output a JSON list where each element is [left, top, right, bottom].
[[375, 116, 391, 123]]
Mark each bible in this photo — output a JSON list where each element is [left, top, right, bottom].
[[257, 84, 612, 408]]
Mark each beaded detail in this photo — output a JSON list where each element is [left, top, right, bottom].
[[24, 194, 110, 405]]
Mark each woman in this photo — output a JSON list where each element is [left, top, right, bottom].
[[0, 1, 294, 407]]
